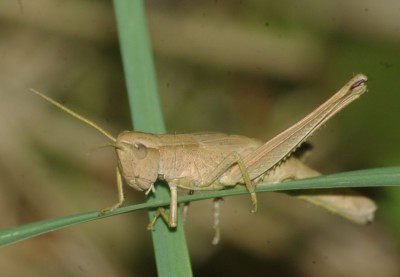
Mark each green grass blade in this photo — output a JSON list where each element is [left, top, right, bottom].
[[112, 1, 192, 275], [1, 166, 400, 247]]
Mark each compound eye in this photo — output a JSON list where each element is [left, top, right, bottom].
[[133, 143, 148, 159]]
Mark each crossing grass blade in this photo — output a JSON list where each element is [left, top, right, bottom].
[[112, 1, 192, 275], [1, 166, 400, 248]]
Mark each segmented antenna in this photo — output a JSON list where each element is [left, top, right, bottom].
[[31, 89, 117, 143]]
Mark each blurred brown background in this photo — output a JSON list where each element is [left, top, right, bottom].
[[1, 0, 400, 276]]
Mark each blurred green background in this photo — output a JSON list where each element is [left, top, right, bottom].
[[1, 1, 400, 276]]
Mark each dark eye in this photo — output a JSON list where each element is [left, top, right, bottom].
[[133, 143, 148, 159]]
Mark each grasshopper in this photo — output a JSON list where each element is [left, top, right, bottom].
[[31, 73, 376, 232]]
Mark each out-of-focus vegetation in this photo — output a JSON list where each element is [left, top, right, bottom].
[[0, 1, 399, 276]]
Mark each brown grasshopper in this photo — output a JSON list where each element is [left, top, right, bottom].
[[31, 73, 376, 232]]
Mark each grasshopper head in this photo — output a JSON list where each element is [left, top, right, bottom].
[[115, 131, 160, 192]]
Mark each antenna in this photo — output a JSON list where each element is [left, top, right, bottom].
[[31, 89, 117, 143]]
